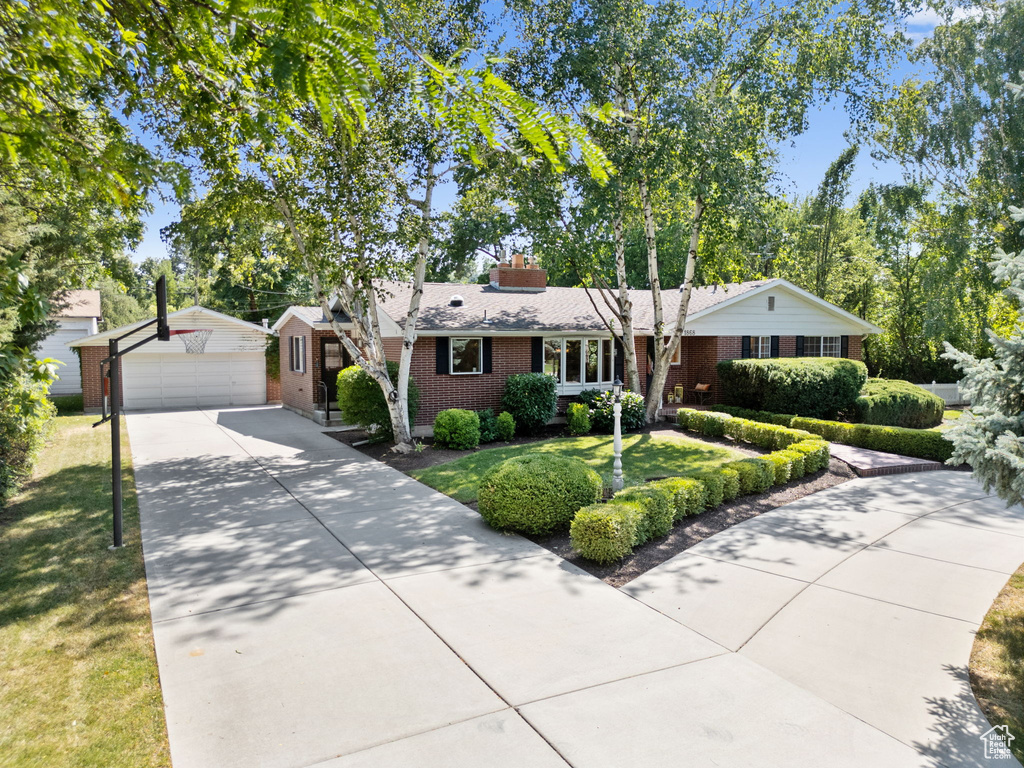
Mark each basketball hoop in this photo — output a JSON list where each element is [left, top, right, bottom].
[[170, 328, 213, 354]]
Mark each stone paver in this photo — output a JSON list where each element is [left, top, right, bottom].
[[829, 442, 944, 476], [128, 410, 1022, 768]]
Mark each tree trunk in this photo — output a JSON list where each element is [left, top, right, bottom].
[[613, 203, 641, 392], [637, 173, 664, 421], [644, 195, 705, 422]]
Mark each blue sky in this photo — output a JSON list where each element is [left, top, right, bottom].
[[127, 7, 944, 264]]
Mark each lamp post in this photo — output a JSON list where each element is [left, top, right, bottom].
[[612, 378, 624, 492]]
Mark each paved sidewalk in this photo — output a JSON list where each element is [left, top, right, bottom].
[[128, 407, 1022, 767]]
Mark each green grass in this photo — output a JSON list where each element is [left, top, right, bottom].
[[47, 394, 84, 415], [931, 409, 969, 432], [0, 416, 170, 767], [412, 431, 746, 503], [971, 568, 1024, 764]]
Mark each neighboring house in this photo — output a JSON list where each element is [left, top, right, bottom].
[[37, 289, 102, 395], [274, 267, 882, 432], [70, 306, 277, 411]]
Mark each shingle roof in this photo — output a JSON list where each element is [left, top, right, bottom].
[[53, 289, 101, 319], [358, 280, 771, 333]]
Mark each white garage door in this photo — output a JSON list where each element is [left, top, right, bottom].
[[122, 352, 266, 409]]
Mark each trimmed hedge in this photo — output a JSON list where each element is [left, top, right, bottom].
[[502, 373, 557, 435], [571, 501, 643, 564], [614, 486, 674, 543], [478, 455, 601, 535], [854, 379, 944, 429], [433, 409, 480, 450], [649, 477, 706, 520], [717, 357, 868, 419], [495, 411, 516, 441], [712, 405, 953, 463], [777, 449, 805, 479], [566, 402, 592, 435]]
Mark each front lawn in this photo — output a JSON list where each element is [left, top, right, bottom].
[[0, 416, 170, 767], [411, 430, 746, 503]]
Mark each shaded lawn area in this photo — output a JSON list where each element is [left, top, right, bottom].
[[411, 430, 746, 503], [971, 567, 1024, 764], [0, 416, 170, 767], [931, 409, 969, 432]]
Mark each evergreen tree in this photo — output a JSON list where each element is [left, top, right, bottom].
[[943, 205, 1024, 506]]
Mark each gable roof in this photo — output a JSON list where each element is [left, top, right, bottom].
[[280, 278, 880, 336], [68, 305, 273, 347], [52, 290, 101, 319]]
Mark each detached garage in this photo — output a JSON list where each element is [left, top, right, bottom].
[[71, 306, 274, 412]]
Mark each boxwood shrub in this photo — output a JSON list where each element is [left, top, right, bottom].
[[336, 362, 420, 443], [501, 373, 557, 435], [790, 417, 952, 462], [614, 485, 674, 543], [649, 476, 706, 520], [433, 409, 481, 450], [478, 454, 601, 535], [590, 390, 647, 433], [495, 411, 516, 441], [717, 357, 868, 419], [688, 471, 725, 508], [570, 501, 643, 564], [566, 402, 592, 436], [765, 452, 792, 484], [777, 449, 805, 479], [853, 379, 944, 429], [476, 409, 499, 443]]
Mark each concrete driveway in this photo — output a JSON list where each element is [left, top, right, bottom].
[[128, 406, 1022, 768]]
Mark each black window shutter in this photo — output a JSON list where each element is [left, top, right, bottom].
[[741, 336, 751, 359], [614, 337, 625, 382], [531, 337, 544, 373], [289, 337, 294, 371], [436, 337, 449, 375], [841, 335, 849, 358], [482, 337, 493, 373], [795, 335, 805, 356], [771, 336, 780, 358]]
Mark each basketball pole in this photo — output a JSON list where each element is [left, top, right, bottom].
[[109, 337, 123, 549]]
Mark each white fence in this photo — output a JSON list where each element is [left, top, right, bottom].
[[916, 381, 969, 406]]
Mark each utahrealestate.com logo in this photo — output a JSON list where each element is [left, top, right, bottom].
[[980, 725, 1015, 760]]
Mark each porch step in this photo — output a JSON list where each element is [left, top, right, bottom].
[[312, 410, 348, 428], [828, 443, 946, 477]]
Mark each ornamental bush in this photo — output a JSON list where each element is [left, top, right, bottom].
[[336, 362, 419, 443], [717, 358, 868, 419], [722, 460, 757, 495], [614, 485, 674, 543], [566, 402, 592, 436], [578, 388, 603, 408], [433, 409, 481, 450], [501, 373, 557, 435], [688, 471, 725, 508], [853, 379, 944, 429], [1, 373, 56, 505], [777, 449, 805, 479], [476, 409, 499, 443], [478, 454, 601, 535], [720, 466, 741, 500], [570, 501, 643, 564], [791, 417, 951, 462], [495, 411, 516, 441], [765, 452, 792, 484], [590, 390, 647, 433], [649, 476, 706, 520]]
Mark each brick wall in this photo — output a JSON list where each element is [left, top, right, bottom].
[[847, 334, 863, 361], [81, 345, 122, 409], [279, 317, 314, 413], [489, 266, 547, 290], [266, 375, 281, 403]]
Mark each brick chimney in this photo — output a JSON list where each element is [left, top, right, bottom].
[[489, 256, 547, 292]]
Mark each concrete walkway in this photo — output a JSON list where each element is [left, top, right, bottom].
[[128, 406, 1023, 768]]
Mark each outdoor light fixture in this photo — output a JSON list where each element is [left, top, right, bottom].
[[612, 378, 624, 492]]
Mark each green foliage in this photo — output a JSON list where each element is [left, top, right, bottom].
[[790, 416, 951, 462], [566, 402, 592, 436], [777, 449, 805, 479], [854, 379, 944, 428], [943, 204, 1024, 505], [48, 395, 83, 416], [723, 460, 756, 495], [433, 409, 481, 451], [677, 408, 811, 450], [578, 389, 604, 408], [476, 409, 499, 443], [336, 362, 419, 443], [477, 454, 602, 535], [765, 452, 793, 484], [589, 390, 647, 433], [614, 485, 674, 544], [570, 502, 643, 564], [785, 439, 831, 472], [719, 467, 741, 501], [495, 411, 516, 442], [265, 336, 280, 382], [717, 358, 868, 419], [1, 373, 56, 505], [688, 471, 724, 508], [649, 476, 706, 521], [501, 373, 557, 435]]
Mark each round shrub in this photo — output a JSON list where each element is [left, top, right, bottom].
[[717, 357, 868, 420], [495, 411, 515, 441], [590, 390, 646, 433], [614, 486, 673, 543], [720, 467, 741, 500], [478, 455, 602, 535], [566, 402, 592, 436], [854, 379, 944, 429], [578, 388, 603, 408], [336, 362, 419, 443], [502, 373, 557, 435], [476, 409, 499, 443], [433, 409, 481, 450], [571, 502, 643, 564]]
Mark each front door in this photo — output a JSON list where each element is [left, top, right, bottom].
[[320, 338, 351, 406]]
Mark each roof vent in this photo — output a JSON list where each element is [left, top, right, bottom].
[[767, 295, 775, 311], [449, 295, 464, 307]]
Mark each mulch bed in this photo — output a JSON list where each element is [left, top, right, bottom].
[[326, 423, 858, 588]]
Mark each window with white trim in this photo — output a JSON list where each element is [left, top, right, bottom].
[[754, 335, 772, 359], [290, 336, 306, 373], [450, 337, 483, 374], [804, 336, 841, 358], [544, 337, 615, 388]]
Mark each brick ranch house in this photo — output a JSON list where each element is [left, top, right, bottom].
[[274, 267, 881, 434]]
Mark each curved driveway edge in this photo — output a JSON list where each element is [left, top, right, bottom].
[[128, 407, 1022, 767]]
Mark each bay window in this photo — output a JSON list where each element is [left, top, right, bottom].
[[543, 337, 616, 390]]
